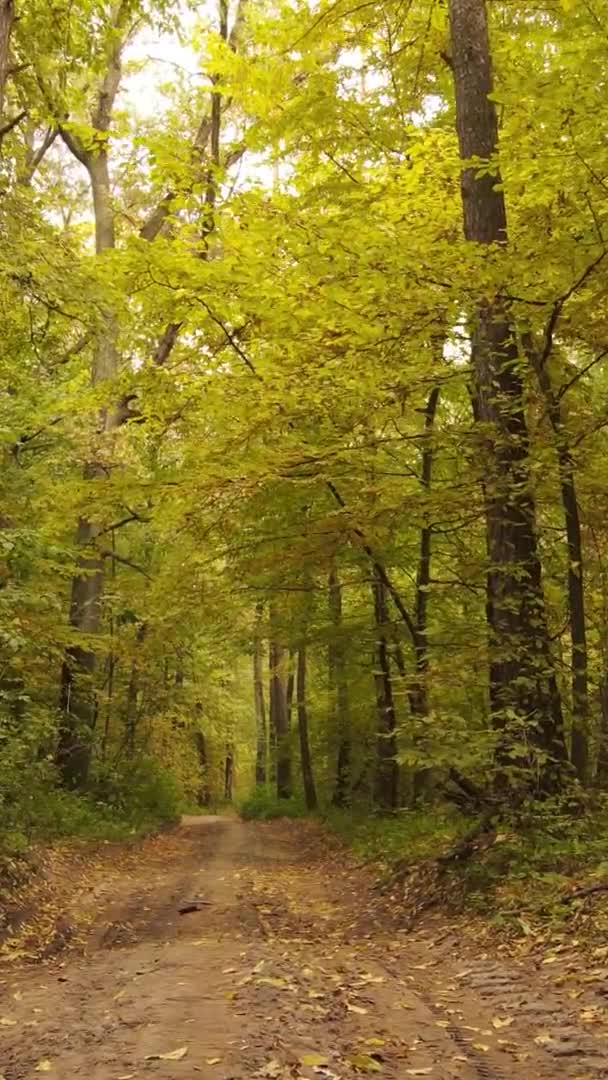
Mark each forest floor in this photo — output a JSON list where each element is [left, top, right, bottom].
[[2, 816, 608, 1079]]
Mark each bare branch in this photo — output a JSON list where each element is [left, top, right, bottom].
[[99, 548, 152, 578], [539, 250, 607, 368], [0, 107, 25, 140]]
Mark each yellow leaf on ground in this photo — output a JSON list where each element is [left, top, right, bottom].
[[347, 1052, 382, 1072], [491, 1017, 513, 1029], [145, 1046, 188, 1061], [299, 1053, 329, 1067]]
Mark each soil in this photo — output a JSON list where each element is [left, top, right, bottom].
[[2, 815, 608, 1079]]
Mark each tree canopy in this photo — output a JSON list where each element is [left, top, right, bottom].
[[2, 0, 608, 839]]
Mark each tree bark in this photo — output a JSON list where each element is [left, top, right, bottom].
[[449, 0, 566, 787], [525, 344, 589, 781], [328, 564, 351, 806], [413, 386, 440, 713], [372, 566, 399, 810], [224, 745, 234, 801], [286, 648, 296, 725], [253, 624, 267, 785], [409, 387, 440, 798], [56, 32, 123, 787], [124, 622, 147, 757], [195, 728, 211, 806], [269, 630, 291, 799], [296, 645, 318, 810], [0, 0, 13, 125]]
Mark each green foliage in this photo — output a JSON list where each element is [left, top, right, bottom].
[[460, 796, 608, 920], [3, 0, 608, 891], [327, 805, 470, 866], [0, 753, 183, 853], [238, 789, 308, 821]]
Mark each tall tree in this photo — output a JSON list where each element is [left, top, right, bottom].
[[328, 564, 351, 806], [372, 566, 399, 811], [448, 0, 566, 787], [296, 644, 317, 811]]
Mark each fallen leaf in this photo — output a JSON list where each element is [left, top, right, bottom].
[[364, 1039, 385, 1048], [491, 1016, 513, 1029], [472, 1044, 489, 1052], [0, 1017, 16, 1026], [117, 1075, 135, 1079], [145, 1046, 188, 1061], [12, 991, 23, 1002], [299, 1053, 329, 1067], [347, 1052, 382, 1072], [206, 1058, 221, 1066], [35, 1063, 52, 1074], [347, 1003, 368, 1015], [405, 1070, 433, 1077], [259, 1060, 282, 1078]]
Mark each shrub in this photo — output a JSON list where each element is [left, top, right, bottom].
[[238, 788, 308, 821]]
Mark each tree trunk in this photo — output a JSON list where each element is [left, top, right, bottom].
[[269, 634, 291, 799], [413, 386, 440, 715], [56, 141, 121, 787], [195, 728, 210, 806], [253, 629, 267, 785], [224, 745, 234, 801], [0, 0, 13, 124], [409, 386, 440, 799], [296, 645, 318, 810], [328, 565, 351, 806], [448, 0, 566, 787], [526, 346, 589, 781], [123, 622, 147, 757], [286, 647, 296, 722], [372, 566, 399, 810]]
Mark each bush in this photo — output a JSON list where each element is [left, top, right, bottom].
[[326, 804, 470, 865], [89, 755, 183, 827], [0, 751, 184, 856], [238, 788, 308, 821]]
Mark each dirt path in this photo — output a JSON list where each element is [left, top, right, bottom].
[[1, 817, 608, 1079]]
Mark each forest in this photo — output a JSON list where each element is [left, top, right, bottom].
[[1, 0, 608, 884]]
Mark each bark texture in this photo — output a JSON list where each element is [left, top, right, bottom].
[[372, 566, 399, 810], [296, 645, 318, 810], [253, 630, 267, 785], [269, 634, 291, 799], [449, 0, 566, 785], [328, 565, 351, 806]]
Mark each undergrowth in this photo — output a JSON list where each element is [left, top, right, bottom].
[[327, 794, 608, 929], [0, 755, 184, 858], [326, 804, 470, 866], [238, 789, 308, 821]]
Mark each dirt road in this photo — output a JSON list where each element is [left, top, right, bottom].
[[2, 816, 608, 1079]]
